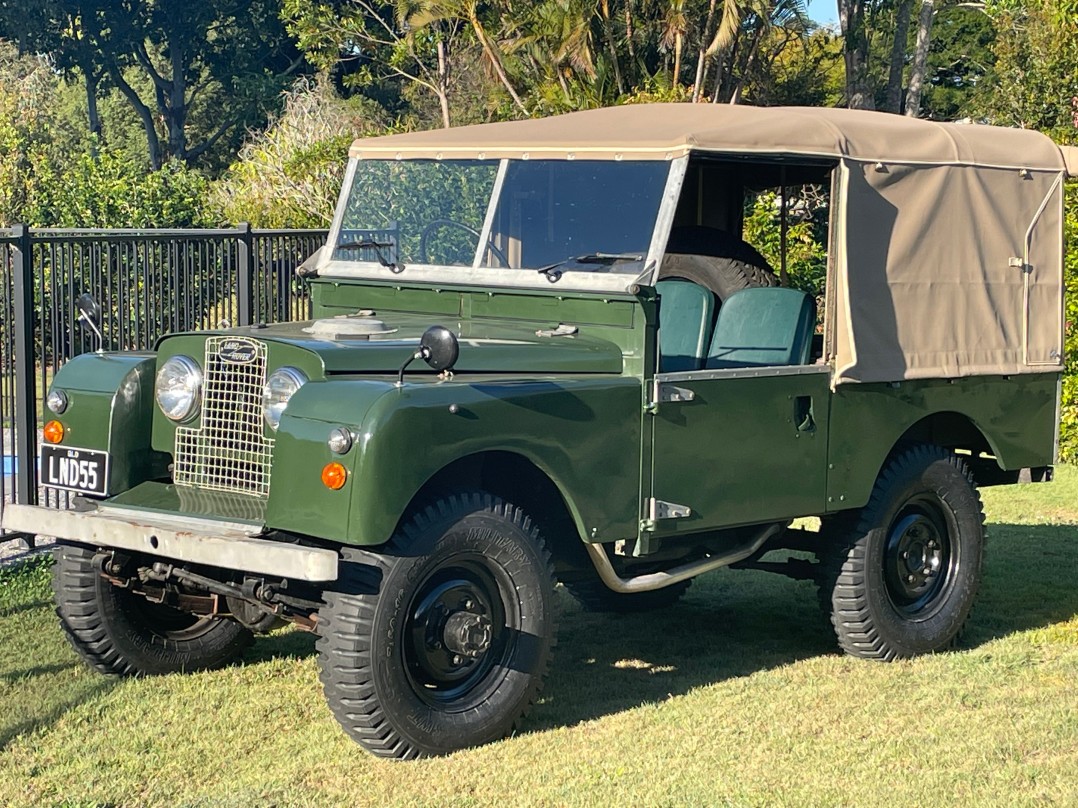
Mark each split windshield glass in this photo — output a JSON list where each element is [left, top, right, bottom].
[[333, 158, 670, 277]]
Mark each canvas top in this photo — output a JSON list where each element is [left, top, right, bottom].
[[349, 103, 1072, 172]]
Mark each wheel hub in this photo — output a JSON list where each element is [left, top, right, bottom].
[[443, 611, 493, 658], [404, 564, 509, 705], [883, 500, 956, 616]]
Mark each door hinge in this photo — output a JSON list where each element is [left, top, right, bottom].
[[645, 380, 695, 413], [640, 498, 692, 532]]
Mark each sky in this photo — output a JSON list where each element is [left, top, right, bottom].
[[807, 0, 839, 25]]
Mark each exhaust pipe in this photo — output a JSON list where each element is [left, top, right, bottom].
[[583, 523, 785, 594]]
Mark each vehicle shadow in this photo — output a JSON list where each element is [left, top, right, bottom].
[[247, 521, 1078, 733]]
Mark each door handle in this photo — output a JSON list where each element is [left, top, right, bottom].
[[794, 396, 816, 433]]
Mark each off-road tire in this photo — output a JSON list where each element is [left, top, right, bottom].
[[817, 444, 985, 660], [659, 253, 778, 303], [52, 544, 253, 676], [563, 577, 691, 613], [317, 493, 557, 759]]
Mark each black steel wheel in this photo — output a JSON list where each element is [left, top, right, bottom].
[[53, 544, 253, 676], [818, 444, 985, 660], [317, 493, 556, 759]]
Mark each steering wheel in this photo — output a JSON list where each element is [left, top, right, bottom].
[[418, 219, 510, 267]]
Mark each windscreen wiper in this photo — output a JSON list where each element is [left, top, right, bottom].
[[536, 252, 644, 283], [337, 239, 405, 273]]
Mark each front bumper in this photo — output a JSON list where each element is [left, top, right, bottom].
[[1, 504, 339, 582]]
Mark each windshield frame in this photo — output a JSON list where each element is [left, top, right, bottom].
[[318, 155, 688, 294]]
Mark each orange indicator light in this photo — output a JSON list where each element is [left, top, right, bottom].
[[321, 462, 348, 490], [43, 420, 65, 444]]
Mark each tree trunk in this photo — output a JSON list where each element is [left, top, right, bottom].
[[728, 25, 764, 105], [108, 62, 162, 170], [600, 0, 625, 95], [673, 31, 683, 86], [905, 0, 935, 117], [885, 0, 914, 113], [437, 39, 451, 128], [84, 69, 102, 156], [693, 0, 719, 102], [167, 40, 188, 162], [838, 0, 875, 109], [469, 12, 529, 115], [624, 0, 636, 58]]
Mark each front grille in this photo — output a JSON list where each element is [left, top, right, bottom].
[[174, 337, 273, 497]]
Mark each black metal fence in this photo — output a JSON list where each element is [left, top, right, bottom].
[[0, 225, 327, 547]]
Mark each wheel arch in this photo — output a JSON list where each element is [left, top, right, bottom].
[[396, 450, 593, 579], [873, 411, 1008, 493]]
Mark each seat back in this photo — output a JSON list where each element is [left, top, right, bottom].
[[706, 287, 816, 369], [656, 279, 716, 372]]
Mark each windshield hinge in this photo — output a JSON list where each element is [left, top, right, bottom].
[[535, 323, 579, 338]]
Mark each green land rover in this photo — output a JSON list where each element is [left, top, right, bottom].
[[4, 104, 1076, 759]]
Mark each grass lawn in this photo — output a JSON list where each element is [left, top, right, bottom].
[[0, 470, 1076, 807]]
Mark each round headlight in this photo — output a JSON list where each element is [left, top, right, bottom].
[[155, 356, 202, 422], [46, 388, 69, 414], [262, 367, 307, 431]]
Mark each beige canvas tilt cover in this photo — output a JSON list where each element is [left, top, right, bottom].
[[349, 105, 1073, 385]]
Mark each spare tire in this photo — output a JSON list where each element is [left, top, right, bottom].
[[658, 253, 778, 302], [660, 226, 778, 302]]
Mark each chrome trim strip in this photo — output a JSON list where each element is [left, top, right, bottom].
[[642, 156, 689, 287], [473, 159, 509, 267], [1, 504, 339, 582], [655, 363, 833, 383], [584, 523, 784, 594], [317, 259, 642, 294]]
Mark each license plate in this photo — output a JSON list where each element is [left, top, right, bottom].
[[40, 445, 109, 496]]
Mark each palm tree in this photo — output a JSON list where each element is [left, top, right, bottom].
[[409, 0, 531, 115], [706, 0, 808, 103], [661, 0, 689, 85]]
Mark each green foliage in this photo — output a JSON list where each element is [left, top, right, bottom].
[[213, 80, 388, 228], [1059, 183, 1078, 461], [743, 189, 829, 296], [26, 152, 216, 229]]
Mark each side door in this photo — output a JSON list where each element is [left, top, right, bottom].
[[647, 365, 831, 535]]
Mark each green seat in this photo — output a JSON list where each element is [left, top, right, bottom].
[[706, 287, 816, 369], [656, 279, 716, 372]]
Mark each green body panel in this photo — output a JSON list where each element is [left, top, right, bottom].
[[262, 380, 390, 540], [325, 375, 643, 546], [651, 368, 831, 533], [50, 279, 1059, 560], [46, 353, 167, 496], [825, 374, 1059, 510]]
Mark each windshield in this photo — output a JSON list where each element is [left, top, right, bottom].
[[333, 159, 671, 278]]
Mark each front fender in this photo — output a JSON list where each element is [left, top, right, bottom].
[[350, 376, 642, 546], [45, 352, 166, 495], [266, 375, 642, 546]]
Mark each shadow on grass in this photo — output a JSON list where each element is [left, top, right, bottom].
[[965, 522, 1078, 645], [0, 661, 76, 684], [0, 680, 117, 752], [32, 522, 1070, 744]]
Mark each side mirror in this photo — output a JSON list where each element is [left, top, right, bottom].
[[419, 325, 459, 372], [75, 293, 104, 349], [397, 325, 460, 386]]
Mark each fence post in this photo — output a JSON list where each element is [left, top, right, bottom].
[[236, 222, 254, 327], [11, 224, 38, 539]]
